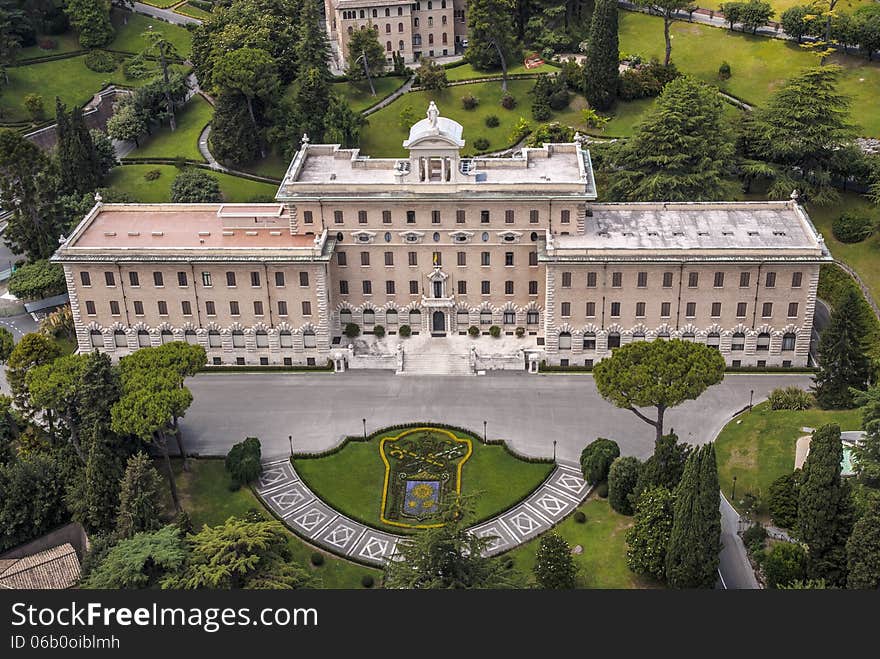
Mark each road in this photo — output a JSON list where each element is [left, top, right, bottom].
[[718, 493, 760, 589]]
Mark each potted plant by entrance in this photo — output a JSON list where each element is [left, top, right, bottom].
[[515, 326, 525, 338], [344, 323, 360, 339], [489, 325, 501, 338], [399, 324, 412, 338], [373, 325, 386, 338], [468, 325, 480, 338]]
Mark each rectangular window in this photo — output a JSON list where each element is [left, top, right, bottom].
[[110, 300, 120, 316], [740, 272, 750, 288], [736, 302, 747, 317], [529, 252, 538, 266], [337, 252, 347, 266], [529, 281, 538, 295], [637, 272, 648, 288], [226, 271, 236, 287], [229, 301, 240, 316], [204, 301, 215, 316], [686, 302, 696, 317], [202, 272, 212, 287], [661, 302, 671, 317], [302, 301, 312, 316], [791, 272, 803, 288], [505, 252, 514, 267], [360, 251, 370, 266], [250, 271, 260, 287], [561, 209, 570, 224], [458, 280, 467, 295], [382, 210, 391, 224], [334, 210, 343, 224], [385, 252, 394, 266], [714, 272, 724, 288], [431, 251, 441, 266], [177, 271, 188, 287], [432, 210, 441, 224], [505, 209, 514, 224], [762, 302, 773, 317], [481, 252, 490, 266], [586, 301, 596, 317], [386, 280, 395, 294], [610, 302, 620, 317], [408, 252, 417, 266], [611, 272, 622, 288], [105, 271, 115, 287], [277, 301, 288, 316], [157, 301, 168, 316], [587, 272, 597, 288], [80, 271, 91, 287], [562, 272, 572, 288], [253, 301, 264, 316], [273, 272, 285, 287], [406, 210, 416, 224], [456, 209, 466, 224], [358, 210, 367, 224], [339, 280, 349, 294], [481, 281, 490, 295], [788, 302, 799, 317], [480, 210, 490, 224], [409, 280, 419, 294], [529, 210, 539, 224], [134, 300, 144, 316], [688, 272, 699, 288], [303, 210, 313, 224], [711, 302, 721, 317], [636, 302, 646, 317], [662, 272, 673, 288], [457, 251, 466, 266], [154, 272, 164, 287], [505, 281, 514, 295], [181, 300, 192, 316], [129, 272, 139, 287], [299, 272, 309, 287], [561, 302, 571, 317], [766, 272, 777, 288], [362, 280, 372, 295], [85, 300, 96, 315]]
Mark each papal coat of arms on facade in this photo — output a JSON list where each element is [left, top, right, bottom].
[[379, 428, 472, 528]]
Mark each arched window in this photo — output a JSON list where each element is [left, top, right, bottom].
[[782, 332, 796, 351], [409, 309, 421, 326], [184, 329, 198, 345], [232, 330, 245, 348], [503, 311, 515, 325], [428, 16, 433, 26], [480, 309, 492, 325], [114, 329, 126, 347], [607, 332, 621, 349], [363, 309, 376, 326], [583, 332, 596, 350], [386, 308, 398, 325], [656, 331, 670, 341], [442, 14, 447, 24], [279, 330, 293, 348], [428, 33, 434, 45], [386, 40, 392, 51], [359, 9, 364, 18], [441, 0, 446, 7], [632, 330, 645, 342], [526, 310, 539, 325], [682, 331, 695, 342], [414, 17, 419, 27], [731, 332, 745, 351], [427, 1, 432, 8], [398, 22, 404, 32], [385, 8, 390, 16], [161, 329, 173, 344], [208, 330, 221, 347], [347, 26, 353, 35], [558, 331, 571, 350], [256, 330, 269, 348], [303, 329, 317, 349], [442, 32, 447, 44], [399, 40, 405, 50], [138, 329, 151, 347], [385, 24, 390, 33], [707, 332, 720, 349], [756, 332, 771, 351], [372, 8, 377, 17], [90, 329, 103, 348], [340, 308, 353, 326], [398, 7, 403, 15]]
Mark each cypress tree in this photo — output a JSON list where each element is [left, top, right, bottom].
[[533, 533, 578, 589], [67, 428, 123, 534], [798, 423, 853, 587], [116, 452, 163, 539], [296, 0, 331, 77], [55, 100, 102, 196], [208, 92, 262, 165], [291, 67, 331, 143], [626, 485, 674, 581], [846, 500, 880, 589], [583, 0, 619, 111], [813, 288, 872, 409]]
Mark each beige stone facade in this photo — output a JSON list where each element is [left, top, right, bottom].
[[54, 104, 831, 370], [325, 0, 467, 66]]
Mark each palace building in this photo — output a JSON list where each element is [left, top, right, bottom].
[[53, 102, 831, 373]]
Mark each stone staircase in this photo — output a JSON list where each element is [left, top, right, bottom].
[[397, 351, 473, 376]]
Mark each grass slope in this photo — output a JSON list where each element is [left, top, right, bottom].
[[110, 10, 193, 57], [332, 76, 408, 113], [107, 165, 279, 203], [444, 61, 558, 81], [127, 95, 213, 161]]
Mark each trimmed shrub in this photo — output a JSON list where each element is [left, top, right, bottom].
[[768, 471, 800, 529], [608, 456, 641, 515], [225, 436, 262, 487], [372, 325, 386, 338], [531, 101, 552, 121], [468, 325, 480, 337], [489, 325, 501, 338], [548, 89, 570, 111], [768, 386, 813, 410], [361, 574, 374, 588], [485, 114, 500, 128], [832, 211, 875, 243], [23, 94, 44, 122], [170, 169, 222, 203], [144, 169, 162, 181], [618, 60, 679, 101], [596, 482, 609, 498], [579, 438, 621, 485], [310, 552, 324, 567], [84, 50, 118, 73], [7, 260, 66, 300], [515, 326, 525, 338], [344, 323, 360, 339], [718, 61, 731, 80], [500, 93, 517, 109], [742, 523, 768, 555], [762, 542, 807, 588], [399, 324, 412, 337], [473, 137, 490, 151], [462, 93, 479, 110], [573, 510, 587, 523]]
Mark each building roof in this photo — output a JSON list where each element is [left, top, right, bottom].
[[0, 543, 80, 590], [545, 201, 831, 263]]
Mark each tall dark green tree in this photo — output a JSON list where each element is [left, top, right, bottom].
[[84, 525, 188, 589], [634, 431, 691, 500], [608, 456, 641, 515], [813, 288, 872, 409], [323, 95, 363, 148], [295, 0, 330, 76], [798, 423, 853, 587], [55, 100, 103, 197], [346, 23, 386, 80], [64, 0, 113, 49], [533, 533, 578, 588], [0, 454, 68, 551], [846, 499, 880, 589], [768, 470, 800, 529], [116, 452, 163, 539], [852, 386, 880, 488], [209, 92, 262, 164], [467, 0, 518, 86], [626, 485, 674, 581], [582, 0, 618, 111], [290, 67, 331, 142], [665, 443, 721, 589], [606, 76, 735, 201]]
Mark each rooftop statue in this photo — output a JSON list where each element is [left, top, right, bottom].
[[426, 101, 439, 129]]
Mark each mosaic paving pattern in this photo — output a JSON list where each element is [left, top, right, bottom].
[[254, 460, 589, 566]]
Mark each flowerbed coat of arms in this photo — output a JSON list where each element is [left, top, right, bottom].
[[379, 428, 472, 528]]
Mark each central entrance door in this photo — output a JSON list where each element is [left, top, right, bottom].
[[432, 311, 445, 335]]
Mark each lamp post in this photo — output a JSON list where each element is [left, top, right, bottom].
[[288, 435, 293, 458], [553, 440, 557, 462], [362, 418, 367, 441], [483, 420, 487, 443], [732, 475, 737, 500], [749, 389, 754, 411]]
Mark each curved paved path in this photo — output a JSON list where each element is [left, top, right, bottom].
[[254, 457, 589, 566]]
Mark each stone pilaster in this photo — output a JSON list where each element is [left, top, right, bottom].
[[797, 266, 820, 366], [544, 266, 558, 352], [63, 265, 91, 353], [315, 263, 331, 352]]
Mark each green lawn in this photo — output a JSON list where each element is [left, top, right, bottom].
[[169, 459, 380, 589], [715, 402, 862, 514], [807, 193, 880, 306], [445, 61, 558, 81], [110, 9, 193, 57], [508, 496, 659, 588], [699, 0, 872, 13], [332, 76, 408, 113], [107, 165, 279, 203], [618, 10, 880, 136], [134, 0, 184, 10], [293, 427, 554, 534], [128, 95, 213, 161], [19, 33, 82, 60], [236, 150, 289, 181], [175, 3, 215, 20]]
